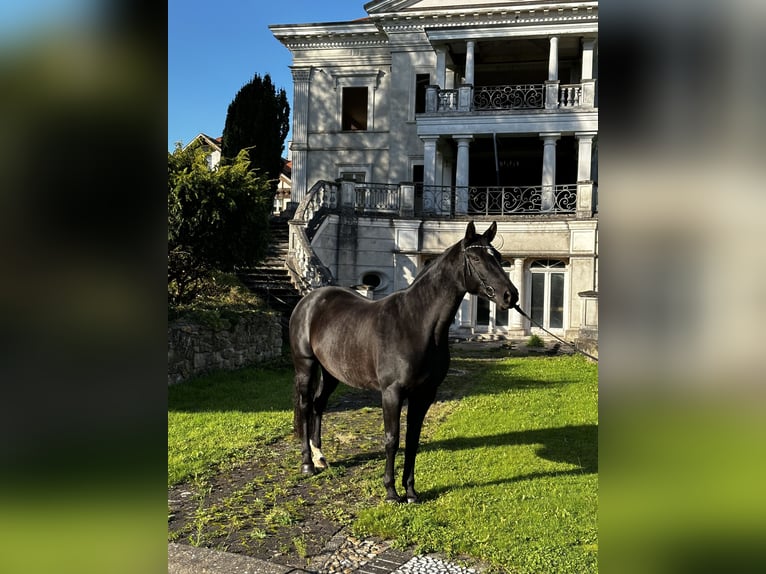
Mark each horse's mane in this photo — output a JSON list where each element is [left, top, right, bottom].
[[407, 240, 463, 289]]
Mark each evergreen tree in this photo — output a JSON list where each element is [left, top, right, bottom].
[[221, 73, 290, 193]]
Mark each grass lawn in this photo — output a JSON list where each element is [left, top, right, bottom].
[[354, 355, 598, 573], [168, 353, 597, 573], [168, 365, 294, 486]]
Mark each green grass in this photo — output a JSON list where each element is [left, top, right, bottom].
[[353, 356, 598, 573], [168, 366, 294, 486], [167, 354, 598, 573]]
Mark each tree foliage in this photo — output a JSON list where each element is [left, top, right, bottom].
[[221, 73, 290, 193], [168, 143, 271, 305]]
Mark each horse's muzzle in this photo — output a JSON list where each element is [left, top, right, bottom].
[[500, 288, 518, 310]]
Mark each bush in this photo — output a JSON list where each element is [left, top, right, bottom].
[[168, 144, 272, 305], [526, 334, 545, 348]]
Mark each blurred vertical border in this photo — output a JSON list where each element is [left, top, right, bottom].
[[599, 1, 766, 573], [0, 1, 167, 573]]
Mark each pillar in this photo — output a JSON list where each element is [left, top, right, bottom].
[[436, 46, 447, 87], [465, 40, 475, 85], [581, 38, 597, 108], [510, 258, 526, 333], [541, 133, 560, 211], [576, 132, 596, 218], [454, 136, 473, 215], [548, 36, 559, 80], [545, 37, 560, 109], [581, 38, 595, 80], [290, 67, 311, 203]]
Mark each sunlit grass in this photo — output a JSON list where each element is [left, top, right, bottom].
[[354, 356, 598, 573], [168, 366, 294, 486]]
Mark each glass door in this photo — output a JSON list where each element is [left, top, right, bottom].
[[529, 260, 567, 332]]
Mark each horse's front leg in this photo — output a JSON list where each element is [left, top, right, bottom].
[[402, 387, 436, 503], [381, 385, 404, 502]]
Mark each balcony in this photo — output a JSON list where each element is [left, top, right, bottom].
[[425, 80, 596, 113]]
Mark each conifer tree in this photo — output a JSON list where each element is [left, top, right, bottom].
[[221, 73, 290, 193]]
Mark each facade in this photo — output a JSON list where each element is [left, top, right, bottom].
[[271, 0, 598, 343]]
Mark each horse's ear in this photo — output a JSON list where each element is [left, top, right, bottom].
[[463, 221, 477, 246], [483, 221, 497, 243]]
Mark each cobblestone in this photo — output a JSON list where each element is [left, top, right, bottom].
[[393, 555, 478, 574]]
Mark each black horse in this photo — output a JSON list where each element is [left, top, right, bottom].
[[289, 221, 518, 503]]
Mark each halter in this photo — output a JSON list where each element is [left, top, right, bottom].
[[463, 243, 502, 299]]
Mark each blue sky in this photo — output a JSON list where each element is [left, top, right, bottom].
[[168, 0, 367, 152]]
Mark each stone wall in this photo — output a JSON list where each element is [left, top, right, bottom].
[[168, 311, 283, 385]]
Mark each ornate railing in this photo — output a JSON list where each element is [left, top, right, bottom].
[[287, 180, 337, 294], [354, 182, 400, 213], [473, 84, 544, 110], [437, 89, 459, 111], [468, 184, 577, 215], [559, 84, 582, 108], [424, 82, 592, 113]]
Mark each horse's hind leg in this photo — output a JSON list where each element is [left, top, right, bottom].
[[381, 384, 404, 502], [310, 368, 339, 469], [294, 356, 318, 475]]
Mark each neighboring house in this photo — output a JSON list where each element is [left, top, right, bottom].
[[274, 158, 293, 216], [185, 134, 294, 218], [270, 0, 598, 344], [183, 133, 222, 170]]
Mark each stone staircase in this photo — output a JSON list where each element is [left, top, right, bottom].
[[237, 217, 301, 342]]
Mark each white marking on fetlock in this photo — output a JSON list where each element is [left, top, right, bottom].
[[310, 440, 328, 469]]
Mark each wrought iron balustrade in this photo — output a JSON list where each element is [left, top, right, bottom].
[[473, 84, 544, 110], [468, 185, 577, 215]]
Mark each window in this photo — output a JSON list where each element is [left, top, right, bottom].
[[342, 87, 368, 131], [339, 171, 366, 183], [415, 73, 430, 114], [529, 260, 567, 331]]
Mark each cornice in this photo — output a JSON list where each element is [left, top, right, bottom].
[[378, 6, 597, 34], [271, 3, 597, 51]]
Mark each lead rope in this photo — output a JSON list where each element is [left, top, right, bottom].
[[513, 305, 599, 362]]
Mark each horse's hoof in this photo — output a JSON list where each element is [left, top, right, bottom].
[[406, 496, 418, 504], [301, 463, 316, 475], [313, 456, 328, 470]]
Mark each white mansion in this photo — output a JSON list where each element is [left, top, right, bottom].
[[270, 0, 597, 344]]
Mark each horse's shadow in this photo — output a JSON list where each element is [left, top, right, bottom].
[[334, 423, 597, 500]]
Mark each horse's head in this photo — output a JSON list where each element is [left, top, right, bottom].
[[461, 221, 519, 311]]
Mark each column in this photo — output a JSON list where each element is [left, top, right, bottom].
[[436, 46, 447, 87], [581, 38, 595, 80], [548, 36, 559, 80], [454, 136, 472, 215], [421, 136, 441, 215], [545, 37, 559, 109], [290, 67, 311, 203], [541, 133, 560, 211], [576, 132, 595, 182], [576, 132, 596, 218], [465, 40, 475, 85], [510, 258, 526, 333], [581, 38, 597, 108]]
